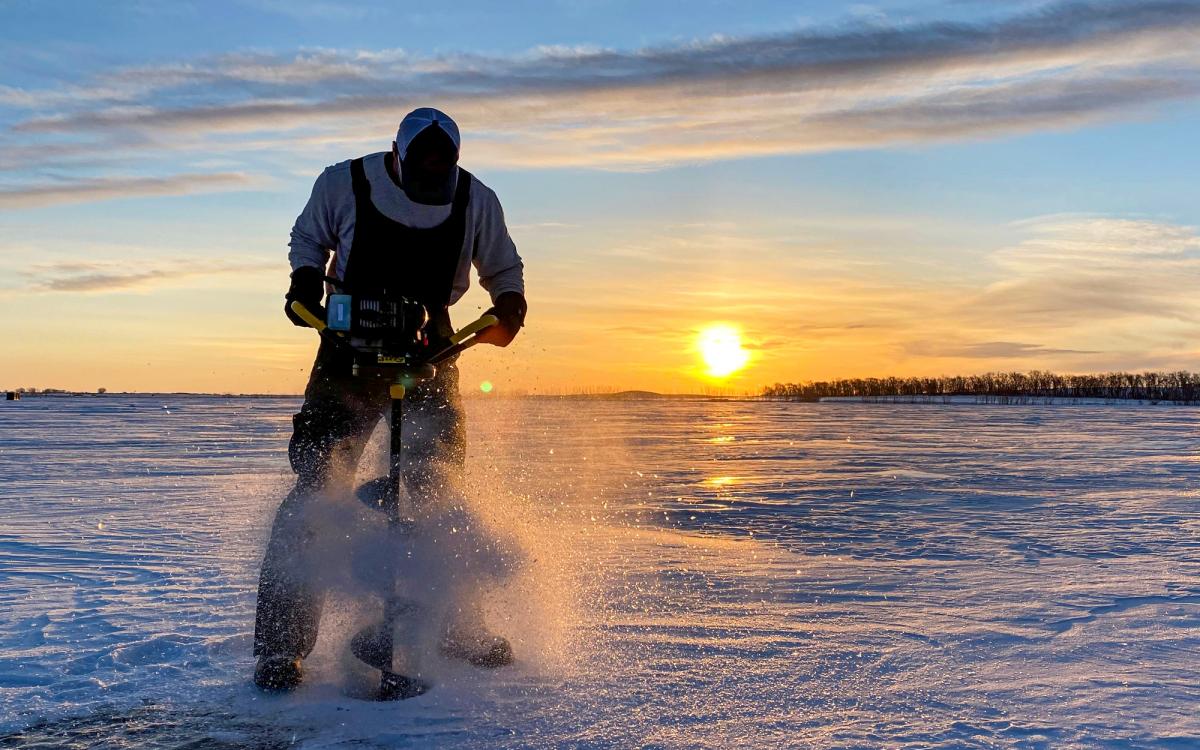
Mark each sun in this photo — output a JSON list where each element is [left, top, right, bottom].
[[696, 324, 750, 378]]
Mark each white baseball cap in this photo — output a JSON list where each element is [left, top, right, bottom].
[[395, 107, 461, 160]]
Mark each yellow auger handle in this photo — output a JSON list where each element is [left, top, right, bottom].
[[289, 301, 344, 336], [449, 314, 499, 345]]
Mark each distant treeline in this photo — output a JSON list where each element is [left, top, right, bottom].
[[761, 371, 1200, 403], [4, 387, 102, 396]]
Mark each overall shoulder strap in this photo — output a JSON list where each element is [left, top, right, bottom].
[[349, 157, 370, 200], [450, 168, 472, 218]]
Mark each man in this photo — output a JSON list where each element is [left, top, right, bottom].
[[254, 107, 527, 691]]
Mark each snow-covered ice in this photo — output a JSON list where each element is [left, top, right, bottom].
[[1, 396, 1197, 748]]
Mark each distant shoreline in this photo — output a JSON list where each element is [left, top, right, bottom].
[[2, 390, 742, 401], [6, 391, 1199, 406]]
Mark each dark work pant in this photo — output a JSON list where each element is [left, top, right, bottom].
[[253, 340, 466, 659]]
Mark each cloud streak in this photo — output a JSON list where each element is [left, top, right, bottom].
[[0, 0, 1197, 187], [968, 215, 1200, 326], [11, 1, 1199, 109], [0, 172, 254, 209], [906, 340, 1099, 359], [25, 259, 277, 292]]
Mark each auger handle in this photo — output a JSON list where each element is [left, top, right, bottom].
[[449, 314, 499, 345], [290, 300, 327, 333], [290, 301, 352, 355], [430, 313, 499, 364]]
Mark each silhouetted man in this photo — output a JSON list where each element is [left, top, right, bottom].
[[254, 108, 526, 691]]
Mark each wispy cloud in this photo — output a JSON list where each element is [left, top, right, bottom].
[[24, 258, 277, 292], [508, 221, 579, 231], [971, 215, 1200, 323], [0, 172, 255, 209], [905, 340, 1099, 358], [0, 0, 1197, 191]]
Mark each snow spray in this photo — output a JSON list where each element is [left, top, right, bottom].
[[268, 402, 617, 693]]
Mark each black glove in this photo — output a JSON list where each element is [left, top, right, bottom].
[[284, 266, 326, 327], [484, 291, 527, 345]]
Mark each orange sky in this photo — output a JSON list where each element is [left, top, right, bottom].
[[5, 213, 1200, 395]]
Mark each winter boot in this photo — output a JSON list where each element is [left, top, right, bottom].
[[439, 624, 514, 668], [254, 655, 304, 692]]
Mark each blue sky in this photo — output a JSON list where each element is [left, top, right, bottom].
[[2, 0, 1199, 393]]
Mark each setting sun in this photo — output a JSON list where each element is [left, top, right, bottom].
[[697, 324, 750, 378]]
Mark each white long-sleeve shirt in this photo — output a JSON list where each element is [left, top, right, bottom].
[[288, 152, 524, 305]]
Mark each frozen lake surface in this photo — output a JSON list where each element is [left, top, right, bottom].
[[1, 396, 1197, 748]]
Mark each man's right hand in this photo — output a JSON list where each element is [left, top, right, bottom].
[[284, 266, 326, 327], [475, 291, 527, 347]]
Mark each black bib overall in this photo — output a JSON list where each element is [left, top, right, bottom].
[[342, 157, 472, 338], [255, 158, 473, 659]]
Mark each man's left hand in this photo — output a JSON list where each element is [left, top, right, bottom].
[[475, 291, 527, 347]]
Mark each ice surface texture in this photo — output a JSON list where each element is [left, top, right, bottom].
[[0, 396, 1197, 749]]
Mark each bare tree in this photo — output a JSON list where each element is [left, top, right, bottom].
[[761, 371, 1200, 404]]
